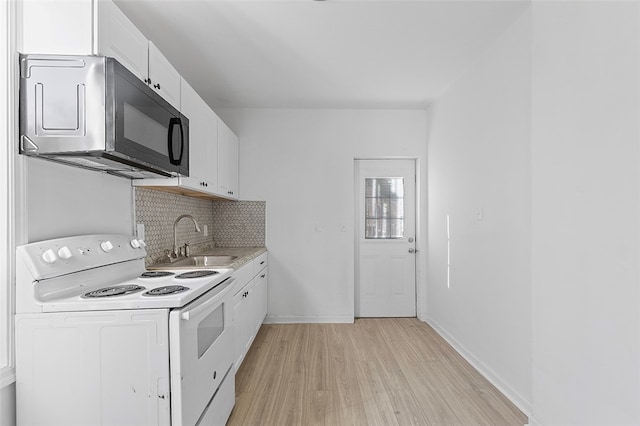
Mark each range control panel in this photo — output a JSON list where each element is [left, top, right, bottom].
[[17, 234, 147, 280]]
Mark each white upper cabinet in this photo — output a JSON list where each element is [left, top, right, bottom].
[[96, 0, 148, 82], [21, 0, 241, 198], [217, 119, 239, 200], [180, 78, 218, 191], [148, 42, 181, 110], [21, 0, 181, 110]]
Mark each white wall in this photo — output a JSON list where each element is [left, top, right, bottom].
[[25, 159, 134, 242], [531, 2, 640, 425], [1, 0, 16, 422], [428, 2, 640, 424], [425, 10, 532, 412], [218, 108, 428, 322]]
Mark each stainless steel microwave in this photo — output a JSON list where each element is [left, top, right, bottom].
[[19, 54, 189, 179]]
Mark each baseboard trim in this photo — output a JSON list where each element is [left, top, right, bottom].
[[265, 315, 354, 324], [424, 315, 532, 421], [525, 415, 543, 426]]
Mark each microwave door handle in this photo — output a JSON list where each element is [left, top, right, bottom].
[[168, 117, 184, 165], [180, 278, 235, 321]]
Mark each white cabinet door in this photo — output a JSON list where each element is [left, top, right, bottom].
[[96, 0, 149, 82], [203, 108, 219, 189], [217, 119, 239, 199], [232, 280, 254, 372], [229, 131, 239, 197], [242, 279, 256, 356], [231, 255, 268, 372], [232, 289, 245, 371], [180, 78, 218, 191], [148, 41, 181, 110], [254, 268, 268, 333]]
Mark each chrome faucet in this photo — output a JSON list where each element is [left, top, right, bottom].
[[172, 214, 201, 258]]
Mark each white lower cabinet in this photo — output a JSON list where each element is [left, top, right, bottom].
[[232, 253, 268, 371], [233, 278, 255, 370], [253, 269, 268, 333]]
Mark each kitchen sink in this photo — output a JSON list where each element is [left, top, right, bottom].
[[169, 255, 238, 267]]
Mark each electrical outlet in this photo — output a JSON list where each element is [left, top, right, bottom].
[[136, 223, 145, 240]]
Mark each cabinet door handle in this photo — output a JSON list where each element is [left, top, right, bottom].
[[260, 261, 265, 265], [260, 274, 266, 278], [144, 78, 150, 84], [154, 83, 161, 89]]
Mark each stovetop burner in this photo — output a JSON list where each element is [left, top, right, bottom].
[[175, 270, 219, 279], [143, 285, 190, 296], [82, 284, 146, 298], [140, 271, 175, 278]]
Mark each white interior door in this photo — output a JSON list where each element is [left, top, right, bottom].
[[355, 159, 416, 317]]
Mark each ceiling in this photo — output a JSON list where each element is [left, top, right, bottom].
[[115, 0, 529, 110]]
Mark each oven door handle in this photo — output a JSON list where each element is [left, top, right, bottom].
[[180, 277, 235, 321]]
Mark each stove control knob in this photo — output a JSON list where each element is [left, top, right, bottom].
[[130, 239, 141, 249], [100, 241, 114, 253], [41, 249, 57, 264], [58, 246, 73, 260], [138, 239, 147, 248]]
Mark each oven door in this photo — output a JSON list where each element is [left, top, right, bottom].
[[169, 277, 235, 426], [109, 58, 189, 176]]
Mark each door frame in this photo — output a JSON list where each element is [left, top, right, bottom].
[[353, 157, 421, 318]]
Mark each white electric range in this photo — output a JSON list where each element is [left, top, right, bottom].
[[15, 234, 237, 426]]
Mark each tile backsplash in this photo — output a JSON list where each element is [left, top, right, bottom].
[[134, 188, 265, 264], [212, 201, 265, 247]]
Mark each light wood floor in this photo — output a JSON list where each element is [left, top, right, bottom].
[[227, 318, 527, 426]]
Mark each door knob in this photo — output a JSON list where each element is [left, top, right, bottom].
[[408, 237, 414, 243], [408, 248, 415, 253]]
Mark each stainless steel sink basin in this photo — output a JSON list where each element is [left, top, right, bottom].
[[170, 255, 238, 267]]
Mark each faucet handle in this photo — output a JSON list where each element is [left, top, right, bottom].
[[184, 241, 191, 257]]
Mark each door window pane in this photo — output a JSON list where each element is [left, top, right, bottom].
[[364, 178, 404, 239]]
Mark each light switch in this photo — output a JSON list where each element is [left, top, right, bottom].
[[203, 225, 209, 236]]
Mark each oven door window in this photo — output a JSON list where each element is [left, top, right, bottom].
[[197, 304, 224, 358]]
